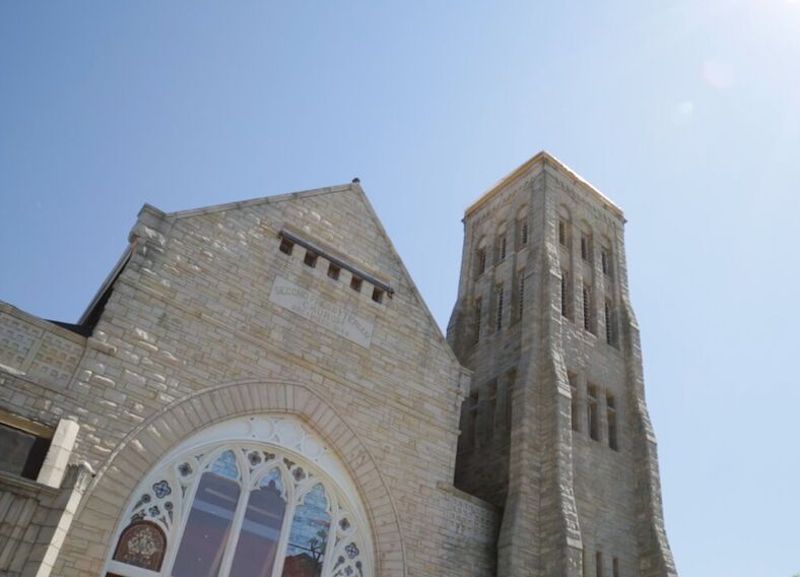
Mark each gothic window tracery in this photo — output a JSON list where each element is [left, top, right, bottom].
[[104, 416, 372, 577]]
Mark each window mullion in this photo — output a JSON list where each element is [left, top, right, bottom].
[[320, 492, 339, 576], [270, 465, 297, 577], [217, 454, 251, 577]]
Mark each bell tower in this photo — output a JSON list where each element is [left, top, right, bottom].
[[448, 152, 677, 577]]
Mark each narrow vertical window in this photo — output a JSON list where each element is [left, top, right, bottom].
[[581, 234, 591, 261], [496, 284, 504, 331], [601, 248, 611, 276], [561, 271, 569, 318], [372, 287, 384, 303], [612, 557, 620, 577], [588, 385, 599, 441], [569, 373, 579, 432], [559, 220, 567, 246], [518, 270, 525, 318], [604, 300, 616, 345], [474, 298, 482, 343], [596, 551, 604, 577], [607, 394, 618, 451], [521, 221, 529, 245], [476, 247, 487, 276], [350, 276, 362, 292], [583, 284, 593, 332], [498, 235, 507, 262]]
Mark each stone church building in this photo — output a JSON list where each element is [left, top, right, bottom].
[[0, 152, 677, 577]]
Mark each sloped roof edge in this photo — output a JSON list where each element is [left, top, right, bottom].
[[465, 150, 624, 218], [161, 183, 356, 220]]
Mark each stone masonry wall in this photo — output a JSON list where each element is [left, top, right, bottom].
[[0, 184, 495, 577]]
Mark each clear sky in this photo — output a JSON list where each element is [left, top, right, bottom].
[[1, 2, 798, 576]]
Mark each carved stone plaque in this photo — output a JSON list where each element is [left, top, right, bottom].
[[269, 276, 375, 348]]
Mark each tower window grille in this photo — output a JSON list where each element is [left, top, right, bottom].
[[518, 271, 526, 318], [498, 235, 507, 262], [521, 221, 529, 246], [604, 301, 614, 344], [496, 284, 504, 331], [561, 271, 569, 318], [474, 298, 482, 343], [583, 284, 593, 332]]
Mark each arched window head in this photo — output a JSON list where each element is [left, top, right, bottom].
[[104, 415, 373, 577]]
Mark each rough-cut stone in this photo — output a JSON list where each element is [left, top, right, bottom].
[[0, 151, 676, 577]]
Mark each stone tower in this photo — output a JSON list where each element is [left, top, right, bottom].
[[448, 152, 677, 577]]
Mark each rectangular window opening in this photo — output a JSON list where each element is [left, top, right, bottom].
[[612, 557, 619, 577], [521, 221, 529, 246], [518, 272, 525, 318], [596, 551, 604, 577], [581, 234, 591, 261], [601, 248, 611, 276], [327, 263, 340, 280], [350, 276, 363, 292], [371, 287, 384, 303], [279, 237, 294, 255], [476, 248, 487, 276], [559, 220, 567, 246], [303, 250, 318, 268], [561, 271, 569, 318], [0, 422, 51, 480]]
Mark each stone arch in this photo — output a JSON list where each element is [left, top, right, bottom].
[[60, 380, 406, 577]]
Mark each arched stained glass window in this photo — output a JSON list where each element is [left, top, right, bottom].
[[103, 416, 373, 577]]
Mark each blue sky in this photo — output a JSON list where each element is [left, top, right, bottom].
[[1, 2, 799, 576]]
